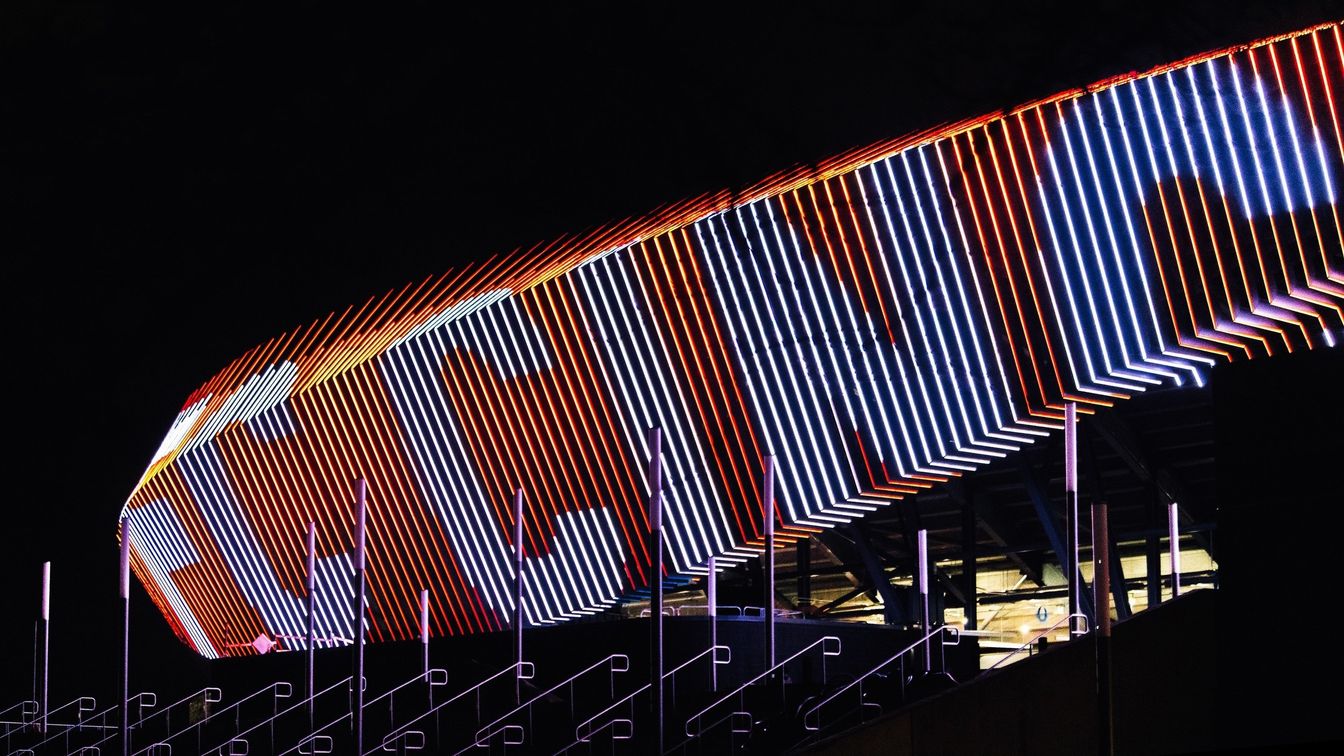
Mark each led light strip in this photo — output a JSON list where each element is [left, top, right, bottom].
[[120, 24, 1343, 657]]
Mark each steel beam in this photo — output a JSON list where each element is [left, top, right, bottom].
[[961, 485, 1045, 587], [1082, 427, 1131, 620], [1018, 457, 1095, 623], [1089, 409, 1212, 555], [842, 525, 910, 625]]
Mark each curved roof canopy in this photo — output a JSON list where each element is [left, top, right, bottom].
[[122, 23, 1344, 657]]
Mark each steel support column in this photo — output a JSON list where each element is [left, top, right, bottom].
[[707, 556, 717, 692], [39, 561, 49, 736], [1019, 459, 1095, 624], [512, 488, 525, 706], [1146, 488, 1163, 608], [1093, 501, 1114, 756], [961, 491, 978, 631], [918, 529, 931, 673], [120, 520, 131, 756], [352, 479, 368, 755], [1065, 403, 1081, 635], [305, 521, 316, 731], [649, 428, 664, 756], [1169, 502, 1181, 598], [763, 454, 776, 673]]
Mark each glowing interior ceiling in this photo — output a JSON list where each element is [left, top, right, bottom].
[[121, 23, 1344, 658]]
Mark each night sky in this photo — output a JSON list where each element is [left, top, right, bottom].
[[4, 1, 1339, 703]]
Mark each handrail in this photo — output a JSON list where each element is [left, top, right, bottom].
[[278, 669, 447, 756], [684, 635, 841, 738], [637, 604, 808, 618], [370, 662, 534, 756], [6, 696, 100, 755], [741, 605, 803, 619], [639, 604, 746, 617], [133, 688, 220, 730], [801, 626, 959, 732], [0, 700, 38, 755], [0, 700, 37, 725], [985, 612, 1091, 672], [72, 692, 165, 753], [574, 645, 731, 743], [133, 681, 291, 756], [32, 695, 96, 726], [463, 654, 629, 754], [207, 676, 351, 756]]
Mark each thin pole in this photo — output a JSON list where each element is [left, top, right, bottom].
[[1146, 489, 1163, 608], [352, 479, 368, 754], [649, 428, 664, 756], [512, 488, 524, 706], [120, 518, 131, 756], [39, 561, 50, 736], [1168, 502, 1181, 598], [1093, 501, 1114, 756], [962, 494, 978, 631], [797, 539, 811, 610], [707, 556, 717, 692], [305, 521, 316, 732], [420, 589, 430, 676], [763, 454, 776, 673], [1065, 402, 1080, 634], [918, 528, 931, 674]]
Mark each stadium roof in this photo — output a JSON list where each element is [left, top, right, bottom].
[[121, 21, 1343, 657]]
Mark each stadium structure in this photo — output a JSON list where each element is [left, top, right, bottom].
[[4, 19, 1336, 756], [119, 20, 1343, 659]]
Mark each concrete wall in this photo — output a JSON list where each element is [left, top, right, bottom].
[[804, 590, 1217, 756]]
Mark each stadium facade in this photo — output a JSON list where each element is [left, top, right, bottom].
[[120, 23, 1344, 658]]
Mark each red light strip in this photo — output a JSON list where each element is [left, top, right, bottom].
[[121, 23, 1344, 656]]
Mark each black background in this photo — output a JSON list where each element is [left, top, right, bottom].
[[3, 0, 1340, 702]]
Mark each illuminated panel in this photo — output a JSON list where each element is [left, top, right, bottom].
[[120, 23, 1344, 657]]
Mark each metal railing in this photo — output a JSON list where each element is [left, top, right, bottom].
[[985, 612, 1091, 672], [7, 696, 96, 755], [67, 692, 159, 754], [372, 662, 534, 756], [134, 681, 291, 756], [637, 604, 802, 618], [0, 700, 38, 728], [801, 626, 960, 733], [683, 635, 841, 742], [552, 644, 731, 753], [208, 677, 351, 756], [459, 655, 629, 755], [279, 669, 448, 756], [0, 700, 37, 752], [86, 687, 219, 755]]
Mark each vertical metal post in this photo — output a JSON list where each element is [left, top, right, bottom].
[[796, 538, 811, 610], [420, 589, 430, 676], [513, 488, 524, 705], [648, 428, 664, 756], [352, 479, 368, 754], [706, 556, 717, 692], [1146, 490, 1163, 608], [120, 518, 131, 756], [39, 561, 50, 735], [306, 521, 316, 731], [1093, 501, 1114, 756], [1065, 402, 1081, 634], [918, 528, 931, 674], [763, 454, 776, 673], [1168, 502, 1181, 598], [961, 496, 978, 631]]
